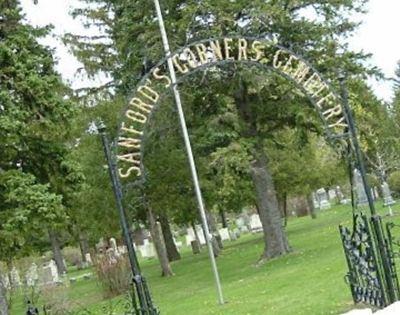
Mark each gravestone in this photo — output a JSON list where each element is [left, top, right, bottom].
[[249, 214, 263, 232], [96, 237, 106, 252], [195, 225, 206, 245], [10, 267, 21, 288], [382, 181, 395, 216], [316, 188, 331, 210], [382, 181, 395, 206], [173, 238, 183, 249], [109, 238, 120, 257], [235, 217, 250, 233], [40, 260, 59, 285], [353, 169, 368, 206], [25, 263, 38, 287], [235, 217, 245, 228], [218, 228, 231, 241], [85, 253, 93, 266], [185, 227, 196, 246], [138, 239, 156, 258], [118, 245, 128, 254], [328, 189, 336, 201], [374, 186, 380, 198], [191, 240, 201, 254], [335, 186, 345, 203]]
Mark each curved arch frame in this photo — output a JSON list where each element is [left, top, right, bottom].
[[114, 35, 350, 183]]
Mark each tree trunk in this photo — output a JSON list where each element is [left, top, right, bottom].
[[219, 209, 228, 228], [250, 157, 291, 261], [0, 273, 8, 315], [205, 210, 222, 255], [77, 227, 90, 263], [191, 222, 202, 252], [278, 193, 288, 227], [307, 194, 317, 219], [294, 196, 309, 217], [234, 78, 290, 261], [147, 208, 173, 277], [159, 213, 181, 262], [48, 229, 67, 275]]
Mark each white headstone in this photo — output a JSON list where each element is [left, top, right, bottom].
[[10, 267, 21, 288], [235, 217, 245, 228], [118, 245, 128, 254], [85, 253, 93, 265], [96, 237, 106, 253], [382, 181, 395, 207], [316, 188, 331, 209], [40, 260, 59, 285], [185, 227, 196, 246], [335, 186, 345, 202], [173, 238, 182, 249], [328, 189, 336, 200], [353, 169, 368, 206], [249, 214, 263, 232], [25, 263, 38, 287], [218, 228, 231, 241], [109, 238, 120, 254], [195, 225, 206, 245], [138, 242, 156, 258]]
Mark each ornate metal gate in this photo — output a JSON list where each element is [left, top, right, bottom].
[[339, 214, 400, 307]]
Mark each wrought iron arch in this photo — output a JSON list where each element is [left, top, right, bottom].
[[114, 36, 350, 183]]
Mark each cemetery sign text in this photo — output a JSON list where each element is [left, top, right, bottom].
[[116, 36, 348, 179]]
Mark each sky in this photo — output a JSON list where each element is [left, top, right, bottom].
[[20, 0, 400, 101]]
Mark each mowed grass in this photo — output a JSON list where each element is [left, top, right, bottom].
[[10, 202, 400, 315]]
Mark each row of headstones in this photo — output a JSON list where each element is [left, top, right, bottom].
[[126, 218, 259, 259], [314, 169, 396, 210], [97, 212, 266, 260], [1, 260, 60, 289], [184, 225, 244, 247]]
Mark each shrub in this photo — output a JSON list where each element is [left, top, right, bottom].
[[94, 255, 131, 298], [41, 286, 72, 315], [62, 247, 82, 268]]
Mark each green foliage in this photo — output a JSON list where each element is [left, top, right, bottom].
[[0, 0, 76, 261], [0, 170, 66, 261]]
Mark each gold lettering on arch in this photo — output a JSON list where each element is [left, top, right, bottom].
[[138, 81, 159, 103], [126, 109, 147, 124], [117, 37, 350, 179], [118, 137, 141, 149], [209, 40, 223, 61], [195, 43, 208, 64], [119, 166, 141, 178], [238, 38, 248, 61]]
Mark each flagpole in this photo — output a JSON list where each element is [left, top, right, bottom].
[[153, 0, 224, 305]]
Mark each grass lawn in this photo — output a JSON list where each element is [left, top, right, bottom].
[[10, 202, 400, 315]]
